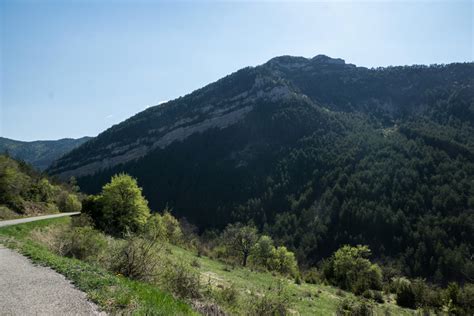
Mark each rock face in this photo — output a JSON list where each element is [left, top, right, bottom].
[[48, 63, 308, 179], [49, 55, 473, 181], [0, 136, 92, 170]]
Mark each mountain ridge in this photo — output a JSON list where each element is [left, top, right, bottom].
[[0, 136, 92, 170], [47, 54, 474, 283]]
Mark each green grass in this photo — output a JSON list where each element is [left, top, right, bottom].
[[0, 217, 414, 315], [0, 217, 197, 316], [167, 245, 414, 316]]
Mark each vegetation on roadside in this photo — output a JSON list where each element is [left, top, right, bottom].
[[0, 154, 81, 219], [2, 172, 473, 315], [0, 217, 196, 315]]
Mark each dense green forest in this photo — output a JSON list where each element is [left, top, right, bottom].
[[50, 56, 474, 285]]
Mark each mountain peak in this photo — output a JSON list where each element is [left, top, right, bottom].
[[311, 54, 345, 65]]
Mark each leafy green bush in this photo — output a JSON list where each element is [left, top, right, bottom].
[[56, 192, 82, 213], [303, 268, 322, 284], [143, 211, 183, 244], [324, 245, 382, 295], [251, 235, 275, 268], [268, 246, 298, 277], [162, 210, 183, 243]]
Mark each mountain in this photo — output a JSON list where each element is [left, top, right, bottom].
[[48, 55, 474, 283], [0, 136, 92, 170]]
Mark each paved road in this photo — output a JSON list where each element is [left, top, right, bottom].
[[0, 245, 104, 315], [0, 212, 104, 315], [0, 212, 80, 228]]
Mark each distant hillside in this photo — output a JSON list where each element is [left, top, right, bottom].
[[0, 136, 92, 170], [48, 55, 474, 283], [0, 154, 82, 219]]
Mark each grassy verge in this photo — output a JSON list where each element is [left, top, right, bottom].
[[0, 217, 197, 315], [0, 217, 414, 315], [167, 245, 414, 315]]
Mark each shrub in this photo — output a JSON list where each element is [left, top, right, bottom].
[[219, 283, 239, 305], [56, 192, 82, 213], [251, 280, 291, 316], [268, 246, 299, 277], [71, 213, 93, 228], [162, 210, 183, 244], [163, 263, 201, 299], [411, 278, 442, 308], [62, 226, 109, 263], [394, 278, 416, 309], [325, 245, 382, 295], [458, 283, 474, 315], [30, 225, 70, 255], [303, 268, 322, 284], [0, 205, 18, 220], [336, 298, 374, 316], [143, 213, 167, 241], [112, 234, 162, 281], [295, 273, 302, 285], [371, 291, 384, 304]]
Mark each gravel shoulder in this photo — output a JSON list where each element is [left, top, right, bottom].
[[0, 245, 104, 315]]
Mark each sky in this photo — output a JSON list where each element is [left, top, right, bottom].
[[1, 0, 472, 141]]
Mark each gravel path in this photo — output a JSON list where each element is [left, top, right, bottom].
[[0, 245, 104, 315], [0, 212, 80, 228]]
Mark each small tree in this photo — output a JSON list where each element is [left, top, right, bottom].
[[222, 223, 258, 266], [162, 210, 182, 243], [269, 246, 298, 277], [251, 235, 275, 268], [327, 245, 383, 294], [100, 173, 150, 236]]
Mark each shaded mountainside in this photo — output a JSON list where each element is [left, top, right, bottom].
[[0, 136, 92, 170], [48, 55, 474, 283]]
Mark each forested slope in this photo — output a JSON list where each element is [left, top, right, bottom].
[[49, 55, 474, 283]]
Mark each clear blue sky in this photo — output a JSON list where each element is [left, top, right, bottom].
[[1, 0, 472, 141]]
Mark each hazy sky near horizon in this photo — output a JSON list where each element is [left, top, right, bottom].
[[1, 0, 472, 141]]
